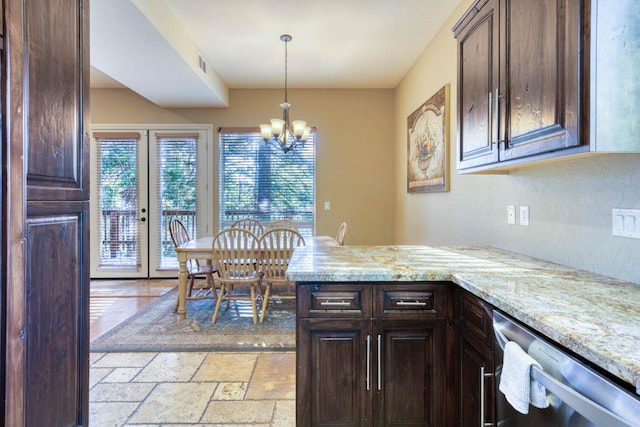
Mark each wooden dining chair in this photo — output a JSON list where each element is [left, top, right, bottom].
[[264, 219, 298, 232], [211, 227, 264, 324], [336, 222, 348, 246], [168, 218, 217, 311], [258, 227, 305, 323], [230, 217, 264, 237]]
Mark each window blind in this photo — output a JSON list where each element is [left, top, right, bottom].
[[94, 134, 141, 268], [218, 129, 316, 236], [155, 133, 201, 268]]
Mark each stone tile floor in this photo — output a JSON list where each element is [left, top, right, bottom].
[[90, 279, 296, 426]]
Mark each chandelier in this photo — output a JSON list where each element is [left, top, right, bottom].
[[260, 34, 311, 153]]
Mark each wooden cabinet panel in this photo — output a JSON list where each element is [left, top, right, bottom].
[[25, 0, 89, 201], [297, 282, 453, 427], [456, 0, 500, 169], [24, 205, 89, 427], [375, 318, 445, 427], [375, 282, 448, 317], [499, 0, 581, 161], [458, 334, 495, 427], [455, 288, 495, 427], [297, 283, 373, 318], [297, 318, 372, 427]]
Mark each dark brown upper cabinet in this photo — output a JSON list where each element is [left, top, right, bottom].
[[453, 0, 640, 173]]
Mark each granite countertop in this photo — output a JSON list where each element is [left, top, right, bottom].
[[287, 244, 640, 395]]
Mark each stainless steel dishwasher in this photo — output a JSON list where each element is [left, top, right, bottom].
[[493, 310, 640, 427]]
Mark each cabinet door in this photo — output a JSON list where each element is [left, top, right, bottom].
[[499, 0, 581, 160], [5, 0, 90, 425], [459, 333, 495, 427], [297, 318, 372, 427], [455, 0, 500, 169], [374, 318, 446, 427]]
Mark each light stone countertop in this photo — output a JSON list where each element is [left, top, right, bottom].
[[287, 244, 640, 395]]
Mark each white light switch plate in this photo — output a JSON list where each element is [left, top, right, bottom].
[[507, 205, 516, 225], [519, 206, 529, 226], [612, 208, 640, 239]]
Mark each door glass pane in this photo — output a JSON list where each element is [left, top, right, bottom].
[[156, 135, 200, 269], [96, 137, 141, 268]]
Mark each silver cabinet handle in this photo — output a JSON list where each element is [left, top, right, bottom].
[[480, 365, 485, 427], [480, 366, 493, 427], [366, 335, 371, 391], [377, 335, 382, 390], [320, 300, 351, 306], [396, 300, 427, 306], [488, 91, 493, 146], [494, 87, 500, 146]]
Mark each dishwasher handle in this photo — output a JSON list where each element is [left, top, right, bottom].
[[493, 321, 637, 427]]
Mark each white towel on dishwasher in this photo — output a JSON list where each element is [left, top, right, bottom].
[[499, 341, 549, 414]]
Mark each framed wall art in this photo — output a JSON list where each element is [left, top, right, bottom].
[[407, 84, 450, 193]]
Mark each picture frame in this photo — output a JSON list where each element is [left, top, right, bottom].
[[407, 84, 450, 193]]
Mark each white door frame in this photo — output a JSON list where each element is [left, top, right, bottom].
[[90, 123, 213, 279]]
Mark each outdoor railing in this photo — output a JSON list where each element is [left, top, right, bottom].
[[100, 208, 315, 265]]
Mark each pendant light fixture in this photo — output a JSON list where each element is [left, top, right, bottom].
[[260, 34, 311, 153]]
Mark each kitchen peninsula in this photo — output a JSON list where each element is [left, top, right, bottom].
[[288, 245, 640, 425]]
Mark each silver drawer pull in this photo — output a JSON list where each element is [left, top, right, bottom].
[[320, 300, 352, 306], [396, 300, 427, 306]]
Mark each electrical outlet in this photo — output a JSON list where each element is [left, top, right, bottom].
[[507, 205, 516, 225], [324, 201, 331, 211], [519, 206, 530, 226]]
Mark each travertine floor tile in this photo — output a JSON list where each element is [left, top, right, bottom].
[[90, 382, 155, 402], [212, 382, 247, 400], [193, 352, 257, 382], [103, 367, 142, 383], [93, 352, 157, 368], [135, 352, 207, 382], [90, 367, 112, 389], [201, 400, 276, 424], [246, 353, 295, 400], [89, 402, 139, 427], [128, 382, 215, 424], [272, 399, 296, 426]]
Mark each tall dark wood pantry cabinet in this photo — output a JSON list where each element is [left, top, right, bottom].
[[2, 0, 90, 425]]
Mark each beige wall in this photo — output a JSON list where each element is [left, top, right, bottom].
[[90, 87, 396, 245], [91, 0, 640, 283], [394, 0, 640, 283]]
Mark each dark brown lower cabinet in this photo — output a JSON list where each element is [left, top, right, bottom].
[[456, 288, 495, 426], [296, 282, 453, 427]]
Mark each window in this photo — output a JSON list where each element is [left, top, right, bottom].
[[219, 129, 316, 235]]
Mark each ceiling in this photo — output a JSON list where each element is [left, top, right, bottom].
[[90, 0, 462, 108]]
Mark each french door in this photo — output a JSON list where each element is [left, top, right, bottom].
[[90, 125, 212, 278]]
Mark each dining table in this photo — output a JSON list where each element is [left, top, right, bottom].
[[175, 235, 339, 320]]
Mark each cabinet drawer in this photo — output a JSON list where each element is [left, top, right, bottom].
[[375, 283, 448, 318], [297, 284, 372, 317], [458, 289, 494, 347]]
